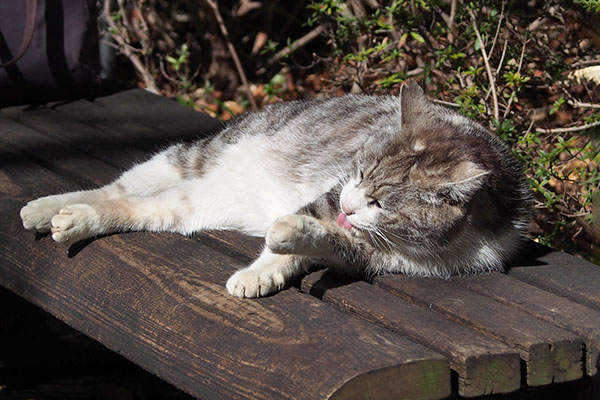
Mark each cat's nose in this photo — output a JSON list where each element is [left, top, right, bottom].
[[341, 203, 355, 216]]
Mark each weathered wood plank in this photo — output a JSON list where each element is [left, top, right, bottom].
[[0, 118, 116, 185], [0, 125, 451, 400], [300, 270, 521, 397], [374, 275, 583, 386], [453, 272, 600, 377], [91, 88, 223, 139], [6, 106, 150, 169], [507, 242, 600, 312], [52, 98, 217, 153]]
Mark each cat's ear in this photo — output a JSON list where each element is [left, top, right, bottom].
[[437, 161, 490, 202], [400, 80, 428, 125]]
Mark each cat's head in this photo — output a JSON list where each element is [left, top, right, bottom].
[[338, 81, 529, 272], [340, 141, 491, 247]]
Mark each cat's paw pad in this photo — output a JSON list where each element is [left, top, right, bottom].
[[50, 204, 98, 243], [226, 269, 285, 298], [20, 197, 65, 232], [266, 214, 325, 255]]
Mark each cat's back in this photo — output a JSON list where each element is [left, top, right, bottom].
[[223, 94, 402, 143]]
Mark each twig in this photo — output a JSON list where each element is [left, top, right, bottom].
[[267, 25, 326, 66], [568, 100, 600, 110], [431, 98, 460, 108], [447, 0, 457, 43], [496, 38, 509, 77], [468, 8, 499, 122], [572, 59, 600, 67], [503, 36, 527, 119], [486, 37, 508, 102], [487, 1, 505, 61], [536, 120, 600, 134], [104, 0, 159, 94], [251, 0, 275, 55], [158, 56, 201, 88], [204, 0, 258, 110]]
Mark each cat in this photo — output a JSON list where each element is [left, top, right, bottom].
[[19, 81, 531, 298]]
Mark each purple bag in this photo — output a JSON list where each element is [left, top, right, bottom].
[[0, 0, 100, 106]]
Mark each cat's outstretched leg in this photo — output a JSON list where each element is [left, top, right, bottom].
[[20, 145, 192, 233], [226, 250, 311, 298], [47, 185, 197, 244], [46, 173, 279, 244]]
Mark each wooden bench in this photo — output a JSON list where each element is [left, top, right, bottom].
[[0, 88, 598, 399]]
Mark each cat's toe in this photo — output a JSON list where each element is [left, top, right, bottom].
[[20, 198, 62, 232], [50, 204, 97, 243], [226, 269, 285, 298]]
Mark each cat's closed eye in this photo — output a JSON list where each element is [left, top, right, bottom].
[[368, 199, 381, 208]]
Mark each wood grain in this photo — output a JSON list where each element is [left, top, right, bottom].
[[301, 270, 521, 397], [6, 106, 150, 169], [373, 274, 583, 386], [92, 87, 223, 140], [453, 272, 600, 377], [507, 242, 600, 311], [0, 118, 116, 185]]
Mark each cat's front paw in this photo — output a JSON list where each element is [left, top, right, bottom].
[[266, 214, 327, 256], [226, 268, 285, 298], [50, 204, 98, 243], [20, 196, 66, 232]]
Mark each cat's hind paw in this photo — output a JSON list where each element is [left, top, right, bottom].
[[50, 204, 98, 244], [226, 268, 285, 298], [20, 196, 65, 232], [266, 214, 327, 256]]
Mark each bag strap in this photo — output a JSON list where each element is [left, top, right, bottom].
[[0, 0, 38, 68]]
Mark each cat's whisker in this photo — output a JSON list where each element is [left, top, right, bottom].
[[361, 223, 396, 253], [324, 154, 350, 188], [373, 227, 401, 253], [378, 227, 421, 245], [373, 234, 387, 253], [366, 230, 385, 252], [319, 166, 346, 190]]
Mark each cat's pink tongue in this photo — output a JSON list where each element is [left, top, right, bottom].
[[337, 212, 353, 230]]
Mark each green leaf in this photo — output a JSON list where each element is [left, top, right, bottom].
[[410, 32, 425, 43], [269, 73, 286, 85]]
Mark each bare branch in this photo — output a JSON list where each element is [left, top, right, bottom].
[[267, 25, 326, 66], [572, 59, 600, 67], [568, 100, 600, 109], [447, 0, 457, 44], [104, 0, 159, 94], [468, 7, 499, 122], [536, 120, 600, 134], [487, 1, 505, 58], [431, 98, 460, 108], [503, 36, 527, 119], [204, 0, 258, 110]]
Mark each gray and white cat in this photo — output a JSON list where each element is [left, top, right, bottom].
[[19, 81, 531, 298]]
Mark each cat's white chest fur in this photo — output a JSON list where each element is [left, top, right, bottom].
[[192, 135, 338, 236]]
